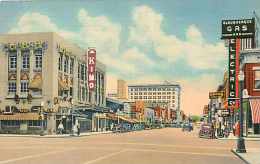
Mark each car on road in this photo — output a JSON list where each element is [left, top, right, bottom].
[[182, 122, 193, 132], [199, 123, 215, 139]]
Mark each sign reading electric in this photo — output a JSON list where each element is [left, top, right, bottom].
[[87, 48, 96, 91], [221, 18, 255, 107]]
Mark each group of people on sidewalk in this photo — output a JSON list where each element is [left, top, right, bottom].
[[57, 121, 81, 136], [210, 120, 240, 138]]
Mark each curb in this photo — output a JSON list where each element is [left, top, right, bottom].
[[0, 131, 113, 138], [231, 149, 250, 164]]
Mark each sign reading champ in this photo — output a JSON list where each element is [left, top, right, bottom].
[[87, 48, 96, 91], [221, 18, 255, 39]]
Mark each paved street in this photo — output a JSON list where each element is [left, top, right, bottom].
[[1, 128, 259, 164]]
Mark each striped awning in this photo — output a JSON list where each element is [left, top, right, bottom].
[[0, 113, 40, 120], [249, 99, 260, 124]]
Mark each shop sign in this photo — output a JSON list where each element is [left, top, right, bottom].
[[220, 109, 230, 117], [228, 39, 240, 107], [87, 48, 96, 91], [209, 91, 224, 99], [221, 18, 255, 39]]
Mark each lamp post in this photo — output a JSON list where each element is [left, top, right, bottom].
[[40, 101, 44, 134], [236, 70, 246, 153]]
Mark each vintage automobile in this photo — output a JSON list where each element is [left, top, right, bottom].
[[199, 123, 215, 139]]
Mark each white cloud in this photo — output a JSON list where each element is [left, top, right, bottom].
[[129, 5, 226, 70], [122, 47, 154, 66]]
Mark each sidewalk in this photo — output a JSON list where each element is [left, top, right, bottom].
[[0, 131, 112, 138], [218, 133, 260, 141], [231, 148, 260, 164]]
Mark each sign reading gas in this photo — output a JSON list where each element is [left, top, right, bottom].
[[87, 48, 96, 91], [221, 18, 255, 39]]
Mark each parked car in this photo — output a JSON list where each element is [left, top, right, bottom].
[[182, 122, 193, 132], [199, 123, 215, 139]]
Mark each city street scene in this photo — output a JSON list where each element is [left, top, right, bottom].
[[0, 0, 260, 164]]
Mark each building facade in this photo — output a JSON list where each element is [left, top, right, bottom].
[[0, 32, 106, 134], [117, 79, 128, 99], [240, 49, 260, 135], [128, 81, 181, 122]]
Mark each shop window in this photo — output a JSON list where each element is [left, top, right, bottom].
[[28, 120, 41, 127], [254, 70, 260, 89]]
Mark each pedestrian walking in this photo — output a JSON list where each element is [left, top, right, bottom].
[[58, 122, 64, 135], [77, 123, 80, 136]]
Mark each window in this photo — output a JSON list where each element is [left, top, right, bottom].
[[8, 81, 16, 93], [139, 96, 142, 99], [35, 50, 42, 69], [255, 70, 260, 89], [70, 58, 74, 74], [2, 120, 20, 127], [153, 92, 156, 95], [130, 88, 133, 91], [9, 54, 17, 70], [22, 51, 30, 69], [28, 120, 41, 127], [59, 55, 63, 71], [70, 87, 73, 97], [80, 64, 85, 81], [158, 96, 161, 99], [139, 92, 142, 95], [131, 96, 133, 99], [64, 56, 69, 73], [21, 80, 29, 93]]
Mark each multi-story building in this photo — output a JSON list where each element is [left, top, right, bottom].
[[128, 81, 181, 122], [117, 79, 128, 99], [0, 32, 106, 134], [240, 48, 260, 135]]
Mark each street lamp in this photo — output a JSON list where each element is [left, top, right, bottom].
[[236, 70, 246, 153], [40, 101, 44, 135]]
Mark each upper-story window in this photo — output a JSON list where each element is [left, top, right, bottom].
[[9, 52, 17, 70], [58, 54, 63, 71], [22, 51, 30, 69], [64, 56, 69, 73], [254, 70, 260, 89], [8, 81, 16, 93], [70, 58, 74, 74], [80, 64, 85, 81], [20, 80, 29, 93], [35, 49, 42, 69]]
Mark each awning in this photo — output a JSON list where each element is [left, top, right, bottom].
[[58, 79, 69, 91], [249, 99, 260, 124], [106, 113, 117, 121], [28, 75, 42, 90], [0, 113, 40, 121]]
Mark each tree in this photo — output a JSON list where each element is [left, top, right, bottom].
[[190, 115, 201, 122]]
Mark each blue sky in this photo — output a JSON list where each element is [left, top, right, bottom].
[[0, 0, 259, 114]]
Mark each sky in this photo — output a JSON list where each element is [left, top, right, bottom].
[[0, 0, 260, 115]]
